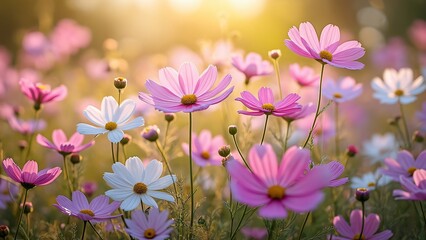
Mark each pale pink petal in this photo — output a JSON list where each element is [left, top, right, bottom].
[[36, 134, 57, 150], [158, 67, 183, 96], [333, 216, 354, 238], [178, 62, 199, 94], [248, 144, 278, 185], [349, 210, 362, 234], [283, 191, 324, 212], [299, 22, 320, 53], [52, 129, 67, 148], [363, 214, 380, 238], [278, 146, 310, 186], [320, 24, 340, 50], [258, 201, 287, 219], [194, 65, 218, 96], [21, 160, 39, 184], [2, 158, 23, 183]]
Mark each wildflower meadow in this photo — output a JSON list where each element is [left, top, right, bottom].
[[1, 1, 426, 239]]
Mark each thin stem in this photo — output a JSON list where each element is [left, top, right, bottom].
[[298, 211, 310, 240], [88, 221, 104, 240], [359, 201, 365, 240], [118, 90, 122, 105], [116, 143, 120, 163], [419, 201, 426, 227], [334, 102, 340, 158], [26, 213, 30, 238], [63, 155, 74, 196], [24, 110, 40, 160], [81, 221, 87, 240], [189, 112, 194, 239], [163, 121, 171, 148], [284, 120, 292, 151], [111, 142, 116, 164], [15, 189, 28, 240], [398, 101, 412, 150], [154, 140, 178, 202], [303, 64, 325, 148], [273, 59, 283, 99], [267, 220, 276, 240], [231, 135, 252, 172], [122, 144, 128, 160], [260, 115, 270, 145], [230, 205, 248, 240]]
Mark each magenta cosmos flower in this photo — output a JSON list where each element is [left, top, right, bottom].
[[19, 80, 67, 110], [138, 62, 234, 113], [125, 208, 174, 240], [393, 169, 426, 201], [330, 209, 393, 240], [54, 191, 120, 222], [236, 87, 301, 117], [312, 161, 348, 187], [416, 102, 426, 131], [231, 52, 273, 84], [322, 77, 363, 103], [226, 144, 331, 219], [182, 130, 225, 167], [382, 150, 426, 182], [8, 117, 46, 135], [2, 158, 62, 189], [37, 129, 95, 156], [283, 102, 315, 122], [289, 63, 319, 87], [285, 22, 365, 70]]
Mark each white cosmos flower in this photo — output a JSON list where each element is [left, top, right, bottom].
[[371, 68, 426, 104], [362, 133, 398, 164], [103, 157, 177, 211], [351, 170, 391, 190], [77, 96, 144, 143]]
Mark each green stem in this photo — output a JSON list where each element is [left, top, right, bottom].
[[24, 109, 40, 160], [298, 211, 310, 240], [163, 121, 171, 148], [398, 101, 412, 150], [88, 221, 104, 240], [154, 140, 178, 203], [302, 64, 325, 148], [122, 144, 128, 160], [189, 112, 194, 239], [116, 143, 120, 163], [26, 213, 30, 238], [284, 120, 292, 151], [273, 59, 283, 99], [334, 102, 340, 158], [359, 201, 365, 240], [419, 201, 426, 227], [63, 155, 74, 196], [267, 220, 276, 240], [260, 115, 270, 145], [15, 189, 28, 240], [231, 135, 252, 172], [81, 221, 87, 240], [230, 205, 248, 240], [111, 143, 116, 164]]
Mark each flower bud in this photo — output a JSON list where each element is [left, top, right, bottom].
[[81, 181, 98, 197], [228, 125, 238, 135], [198, 217, 206, 225], [142, 125, 160, 142], [22, 202, 33, 214], [387, 116, 400, 126], [218, 145, 231, 158], [346, 145, 358, 157], [18, 140, 28, 151], [70, 154, 82, 165], [268, 49, 281, 60], [413, 131, 424, 143], [0, 225, 9, 238], [120, 134, 132, 145], [114, 77, 127, 90], [164, 113, 176, 122], [355, 188, 370, 202]]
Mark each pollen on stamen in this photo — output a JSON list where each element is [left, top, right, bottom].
[[319, 50, 333, 62], [262, 103, 275, 112], [333, 93, 343, 99], [367, 182, 376, 187], [394, 89, 404, 96], [133, 182, 148, 194], [407, 167, 416, 176], [200, 151, 210, 160], [144, 228, 156, 239], [353, 233, 365, 240], [181, 94, 197, 105], [79, 209, 95, 217], [105, 122, 118, 131], [267, 185, 285, 199]]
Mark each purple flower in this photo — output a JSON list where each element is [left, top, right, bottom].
[[283, 102, 315, 122], [54, 191, 120, 222], [322, 77, 363, 103], [312, 161, 348, 187], [19, 80, 67, 109], [231, 52, 273, 84], [241, 227, 268, 240], [236, 87, 301, 117], [416, 102, 426, 131], [0, 179, 19, 209], [125, 208, 174, 240], [393, 169, 426, 201], [36, 129, 94, 156], [382, 150, 426, 182], [182, 130, 225, 167], [8, 117, 46, 135]]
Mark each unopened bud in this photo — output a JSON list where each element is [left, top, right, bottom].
[[413, 131, 424, 143], [268, 49, 281, 60], [142, 125, 160, 142], [228, 125, 238, 135], [198, 217, 206, 225], [387, 116, 400, 126], [70, 154, 82, 164], [120, 134, 132, 145], [0, 225, 9, 238], [355, 188, 370, 202], [114, 77, 127, 90], [346, 145, 358, 157], [22, 202, 33, 214], [81, 181, 98, 197], [218, 145, 231, 158], [164, 113, 175, 122], [18, 140, 28, 151]]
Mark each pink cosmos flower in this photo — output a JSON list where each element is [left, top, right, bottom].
[[236, 87, 301, 117], [200, 39, 235, 70], [288, 63, 319, 87], [50, 19, 91, 57], [231, 52, 273, 84], [393, 169, 426, 201], [372, 37, 408, 70], [8, 117, 46, 135], [2, 158, 62, 189], [283, 102, 315, 122], [0, 179, 19, 209], [36, 129, 95, 156], [22, 31, 50, 56], [416, 102, 426, 131], [54, 191, 120, 222], [80, 181, 98, 197], [182, 130, 226, 167], [409, 20, 426, 51], [241, 227, 268, 240], [312, 161, 348, 187], [19, 80, 67, 109], [382, 150, 426, 182], [226, 144, 330, 219], [285, 22, 365, 70], [139, 62, 234, 113], [330, 209, 393, 240], [322, 77, 362, 103], [125, 208, 174, 240]]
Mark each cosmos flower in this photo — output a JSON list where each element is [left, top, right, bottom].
[[226, 144, 330, 219], [182, 130, 226, 167], [236, 87, 301, 117], [77, 96, 145, 143], [50, 19, 91, 57], [393, 169, 426, 201], [0, 179, 19, 209], [2, 158, 62, 189], [241, 227, 268, 240], [8, 117, 46, 135], [138, 62, 234, 113], [322, 77, 363, 103], [36, 129, 94, 156], [19, 80, 67, 110], [330, 209, 393, 240], [103, 157, 177, 211], [409, 19, 426, 51], [371, 68, 426, 104], [312, 161, 348, 187], [415, 102, 426, 131], [283, 102, 315, 122], [285, 22, 365, 70], [54, 191, 120, 222], [288, 63, 319, 87], [125, 208, 174, 240], [351, 170, 391, 190], [362, 133, 399, 164], [382, 150, 426, 182], [231, 52, 273, 84]]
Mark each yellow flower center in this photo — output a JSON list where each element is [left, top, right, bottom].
[[79, 209, 95, 217], [181, 94, 197, 105], [144, 228, 156, 239], [333, 93, 343, 99], [408, 167, 417, 176], [267, 185, 285, 199], [200, 151, 210, 160], [367, 182, 376, 187], [262, 103, 275, 112], [36, 83, 51, 91], [319, 50, 333, 62], [353, 233, 365, 240], [105, 122, 117, 131], [133, 182, 148, 194], [394, 89, 404, 96]]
